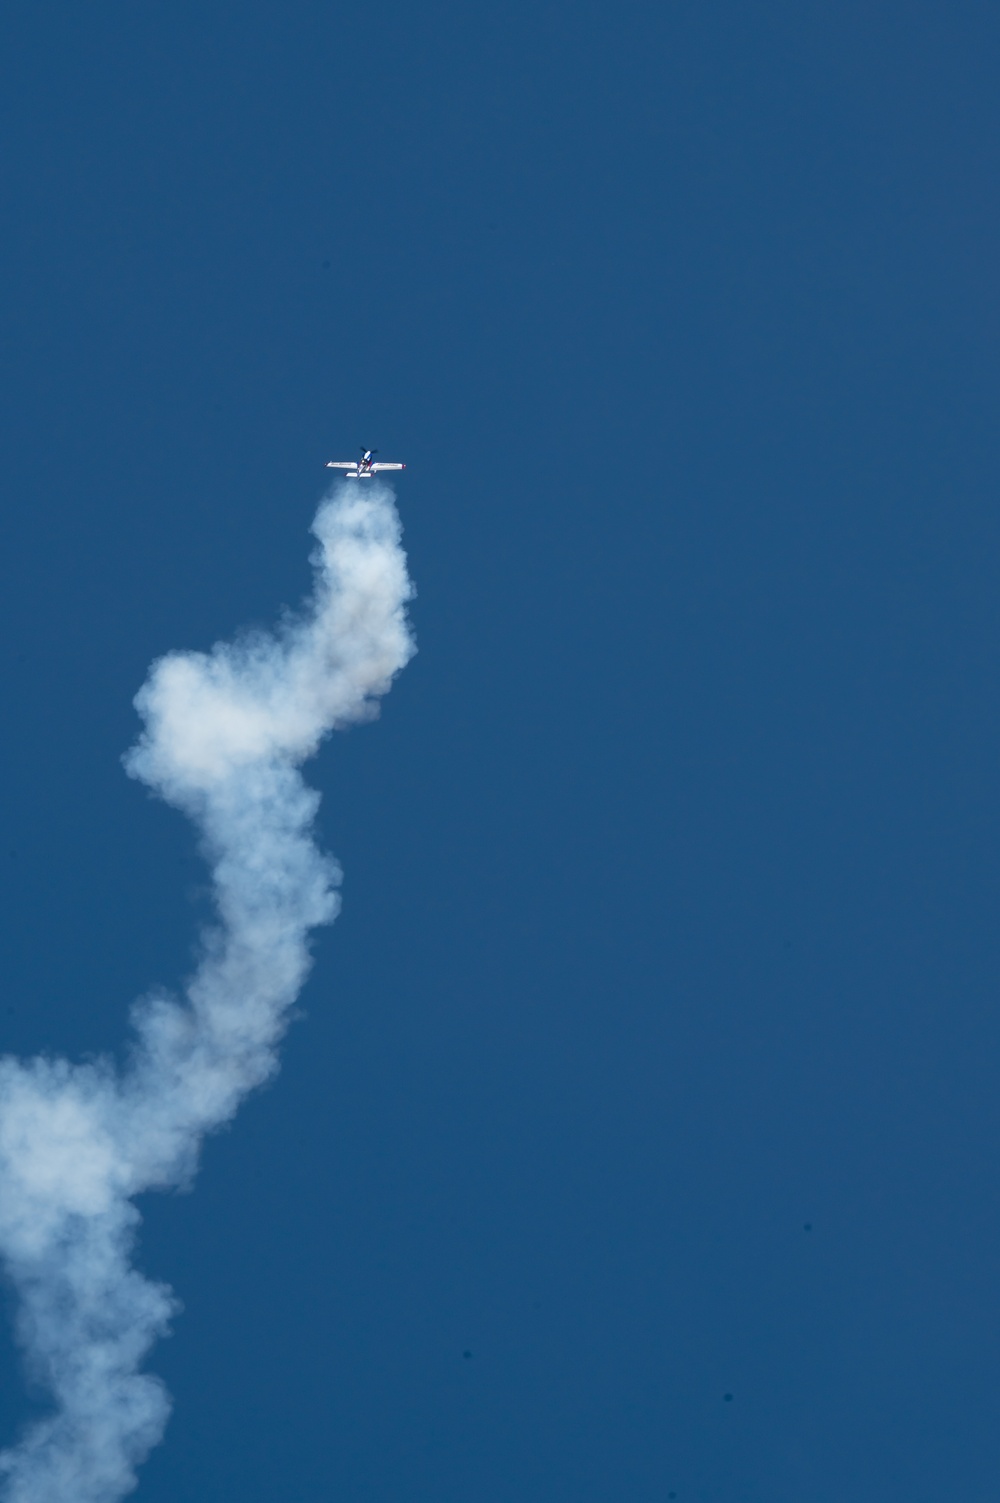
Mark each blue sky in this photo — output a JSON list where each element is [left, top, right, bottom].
[[1, 2, 1000, 1499]]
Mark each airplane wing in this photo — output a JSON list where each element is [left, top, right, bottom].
[[371, 462, 405, 472], [326, 461, 358, 469]]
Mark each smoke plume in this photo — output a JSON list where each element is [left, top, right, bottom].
[[0, 483, 414, 1501]]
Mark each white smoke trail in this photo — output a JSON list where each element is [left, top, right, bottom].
[[0, 483, 414, 1502]]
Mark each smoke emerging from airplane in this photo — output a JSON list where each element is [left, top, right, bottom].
[[0, 484, 414, 1503]]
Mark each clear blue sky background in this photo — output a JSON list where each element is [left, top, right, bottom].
[[1, 3, 999, 1500]]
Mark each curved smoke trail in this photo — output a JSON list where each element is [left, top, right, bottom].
[[0, 484, 414, 1502]]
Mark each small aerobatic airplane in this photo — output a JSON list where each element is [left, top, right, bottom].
[[326, 448, 406, 479]]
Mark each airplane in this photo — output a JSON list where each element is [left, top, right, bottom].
[[326, 448, 406, 479]]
